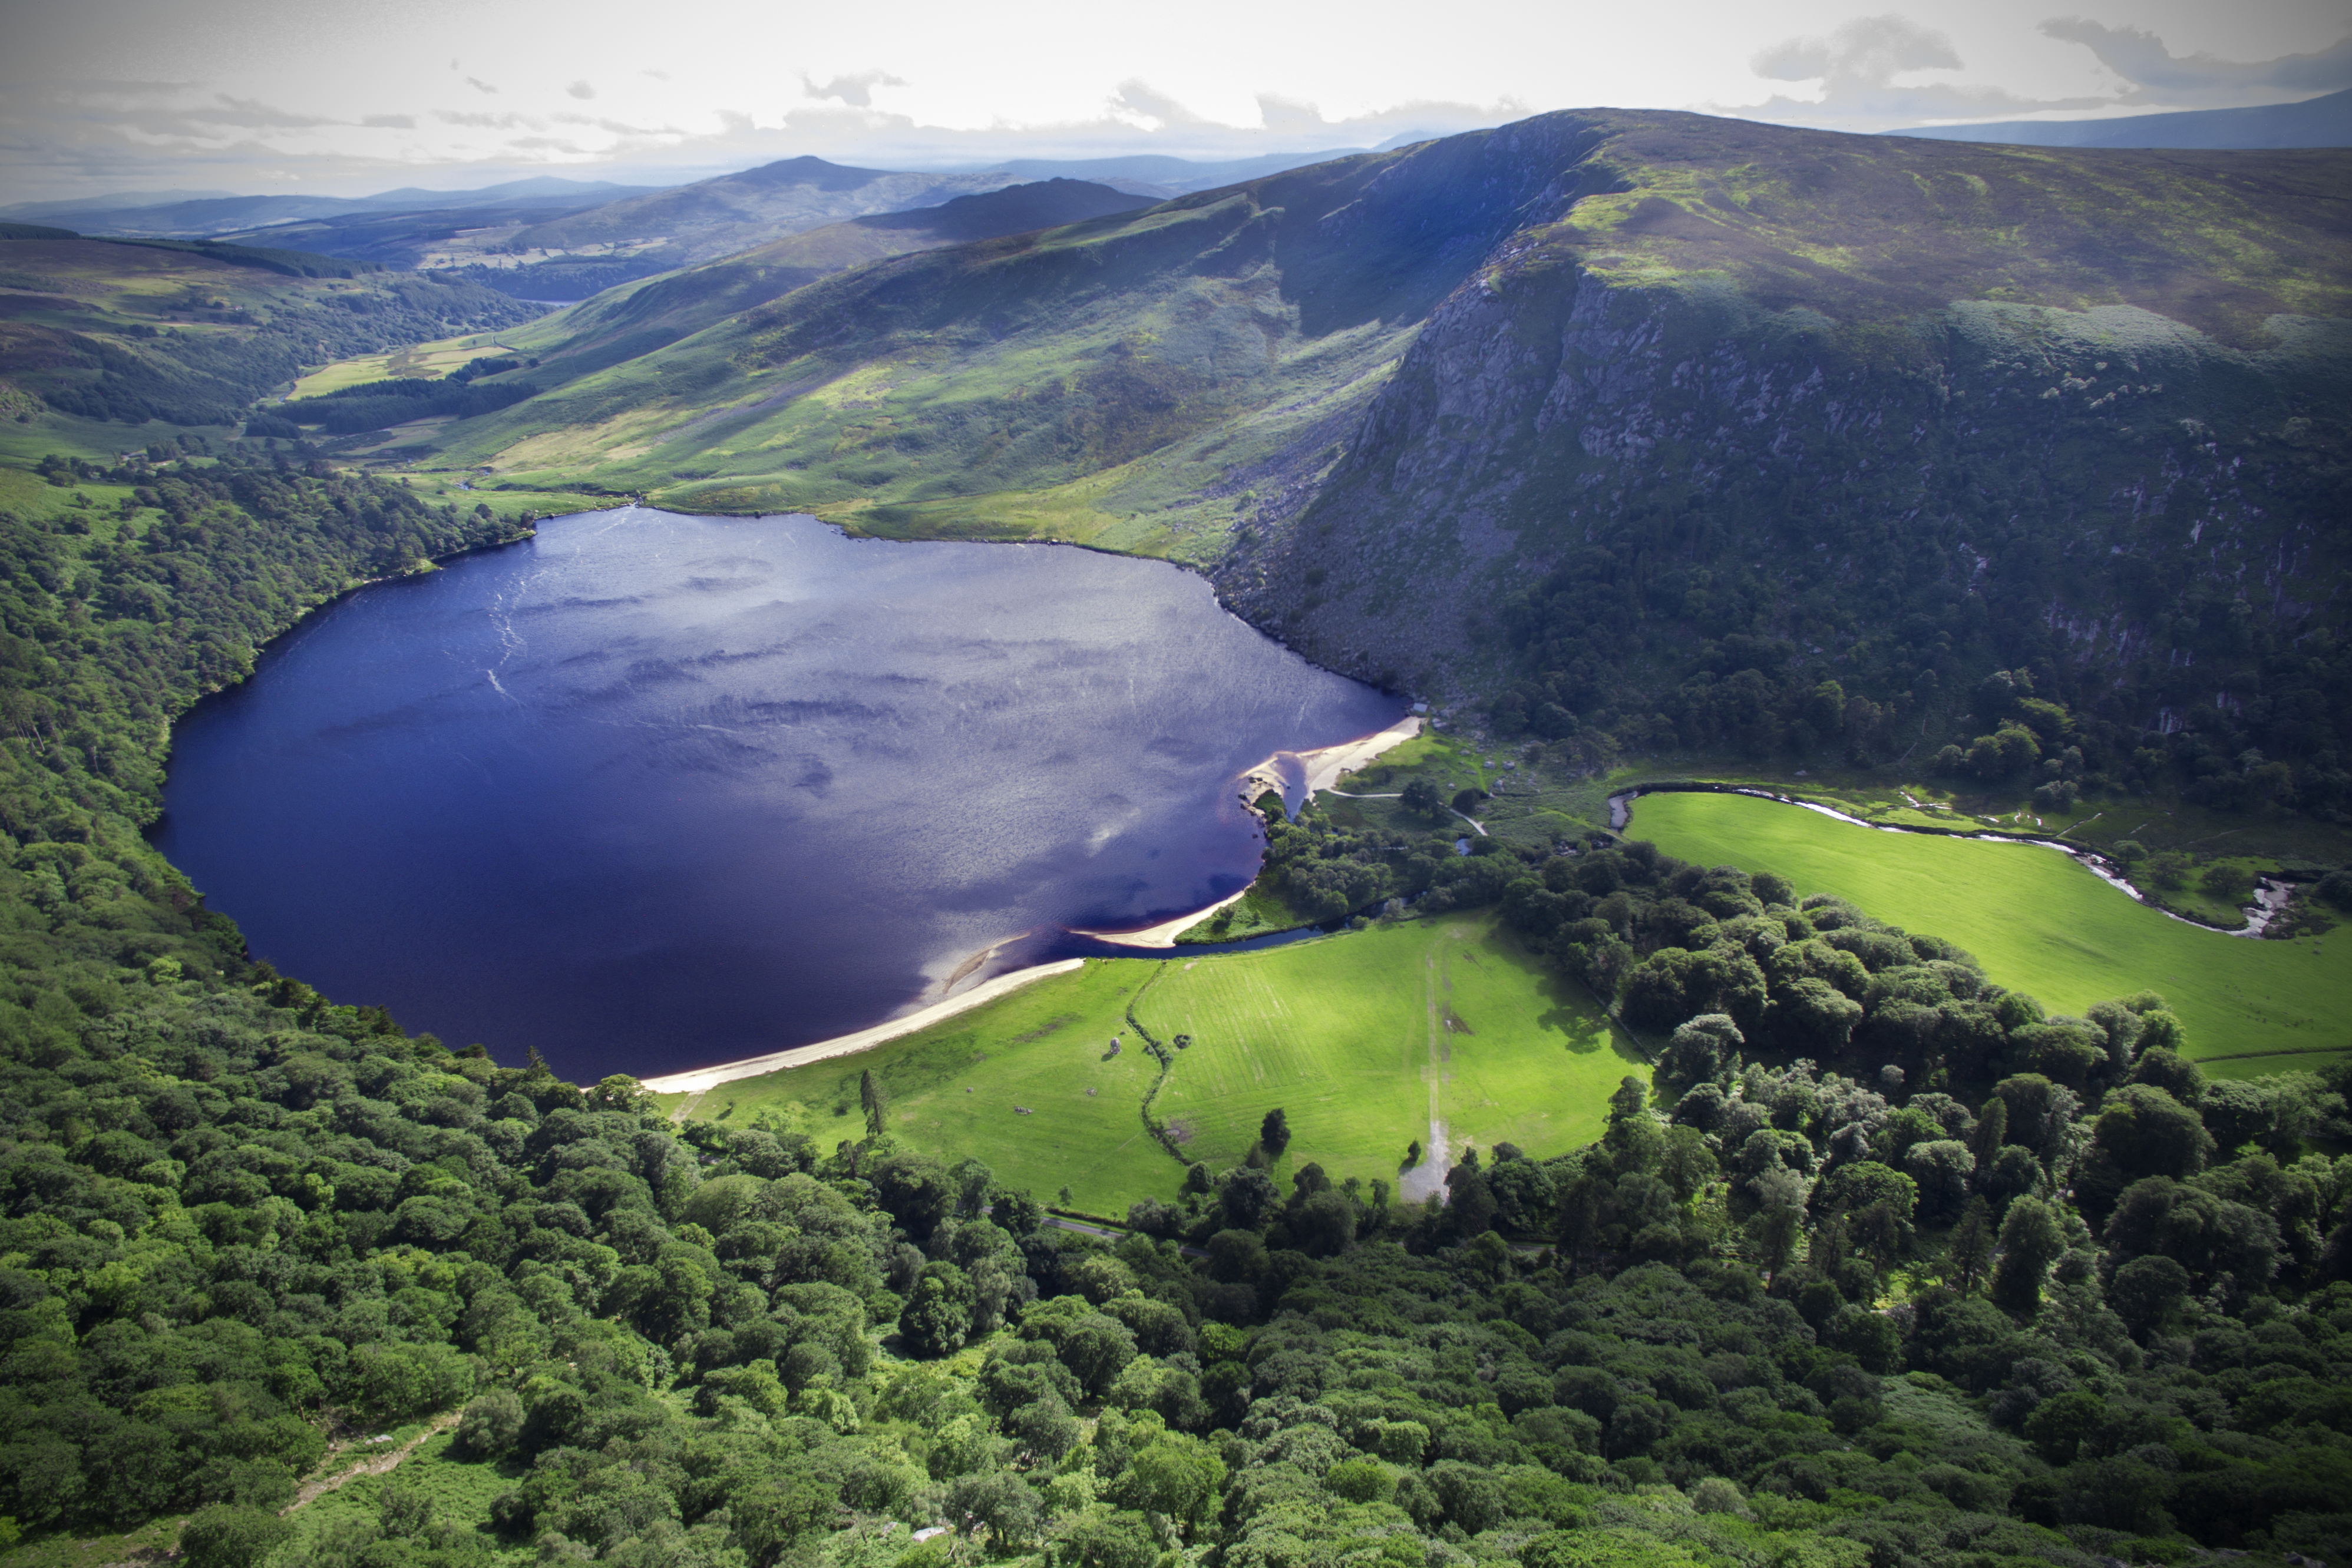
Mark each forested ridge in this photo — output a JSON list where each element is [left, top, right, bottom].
[[0, 449, 2348, 1568], [0, 236, 541, 428]]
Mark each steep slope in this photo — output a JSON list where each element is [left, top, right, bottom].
[[421, 122, 1606, 556], [406, 111, 2351, 803], [520, 178, 1157, 356], [267, 181, 1157, 452], [1238, 120, 2351, 811]]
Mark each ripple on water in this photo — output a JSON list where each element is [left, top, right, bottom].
[[157, 509, 1402, 1080]]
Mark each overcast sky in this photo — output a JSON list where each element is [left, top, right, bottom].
[[2, 0, 2347, 202]]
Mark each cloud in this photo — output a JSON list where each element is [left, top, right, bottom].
[[554, 113, 684, 137], [1752, 14, 1961, 88], [2039, 20, 2352, 105], [1108, 80, 1210, 129], [567, 80, 596, 100], [0, 58, 1518, 206], [1735, 12, 2103, 130], [800, 70, 905, 108], [193, 95, 336, 129], [467, 77, 500, 95]]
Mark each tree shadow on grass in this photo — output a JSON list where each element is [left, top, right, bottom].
[[1473, 919, 1636, 1060]]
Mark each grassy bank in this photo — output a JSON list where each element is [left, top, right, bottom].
[[1630, 789, 2352, 1077]]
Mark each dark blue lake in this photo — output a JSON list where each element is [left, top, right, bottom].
[[156, 510, 1400, 1081]]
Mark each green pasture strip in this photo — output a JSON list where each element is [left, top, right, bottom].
[[289, 332, 527, 400], [692, 961, 1179, 1216], [1630, 790, 2352, 1071], [1587, 758, 2352, 868], [0, 1516, 179, 1568], [691, 914, 1642, 1215], [383, 473, 627, 523], [289, 1430, 528, 1559], [1137, 913, 1641, 1190]]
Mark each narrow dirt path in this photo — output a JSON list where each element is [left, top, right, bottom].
[[1398, 949, 1451, 1206], [284, 1411, 461, 1515]]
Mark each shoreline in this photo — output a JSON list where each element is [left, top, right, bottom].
[[1074, 712, 1425, 950], [639, 958, 1085, 1095]]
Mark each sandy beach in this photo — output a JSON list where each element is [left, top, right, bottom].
[[641, 713, 1423, 1087], [1075, 712, 1423, 950], [1294, 711, 1424, 796], [639, 958, 1084, 1095]]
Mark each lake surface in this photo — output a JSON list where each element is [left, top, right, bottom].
[[157, 510, 1400, 1081]]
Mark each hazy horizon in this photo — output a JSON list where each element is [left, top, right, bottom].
[[3, 0, 2346, 206]]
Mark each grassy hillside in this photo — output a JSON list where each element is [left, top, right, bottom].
[[1630, 789, 2351, 1076], [379, 126, 1598, 555], [378, 115, 2351, 525], [0, 234, 541, 429], [456, 156, 1040, 299]]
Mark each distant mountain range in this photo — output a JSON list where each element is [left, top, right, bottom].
[[2, 156, 1355, 305], [1890, 87, 2352, 150], [0, 176, 663, 237], [259, 178, 1157, 436], [927, 150, 1366, 195]]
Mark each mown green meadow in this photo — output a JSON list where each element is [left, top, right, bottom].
[[1631, 790, 2352, 1077], [1139, 914, 1639, 1183], [700, 961, 1174, 1216], [683, 912, 1640, 1216]]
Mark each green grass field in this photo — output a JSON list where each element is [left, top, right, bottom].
[[1139, 914, 1641, 1186], [685, 961, 1178, 1215], [288, 332, 526, 399], [1630, 791, 2352, 1077], [681, 913, 1640, 1215]]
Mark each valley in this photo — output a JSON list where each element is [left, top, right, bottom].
[[3, 92, 2351, 1568]]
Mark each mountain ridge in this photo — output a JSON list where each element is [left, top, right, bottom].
[[270, 109, 2352, 813], [1889, 88, 2352, 151]]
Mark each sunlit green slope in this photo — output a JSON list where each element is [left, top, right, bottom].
[[1632, 790, 2352, 1077]]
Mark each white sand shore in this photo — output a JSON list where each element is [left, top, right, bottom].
[[1075, 886, 1257, 949], [639, 958, 1085, 1095], [1075, 712, 1424, 950], [1296, 712, 1423, 796], [643, 716, 1425, 1087]]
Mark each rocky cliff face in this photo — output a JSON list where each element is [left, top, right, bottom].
[[1211, 119, 2351, 766]]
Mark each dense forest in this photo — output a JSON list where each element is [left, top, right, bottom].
[[0, 451, 2348, 1568], [1476, 393, 2352, 820]]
